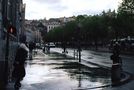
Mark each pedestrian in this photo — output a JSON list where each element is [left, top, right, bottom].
[[12, 35, 29, 89], [29, 41, 35, 60], [43, 44, 46, 52], [110, 41, 122, 64]]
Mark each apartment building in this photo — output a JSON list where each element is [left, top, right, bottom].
[[0, 0, 26, 88]]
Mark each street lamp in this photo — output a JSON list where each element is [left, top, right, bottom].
[[77, 23, 82, 62]]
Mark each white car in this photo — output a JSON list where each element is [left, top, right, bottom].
[[45, 43, 55, 47]]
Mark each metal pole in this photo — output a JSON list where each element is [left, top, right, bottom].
[[78, 41, 81, 62], [73, 49, 75, 59], [78, 49, 81, 62]]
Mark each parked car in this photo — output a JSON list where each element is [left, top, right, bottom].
[[36, 43, 42, 49], [109, 38, 134, 51], [45, 43, 55, 48]]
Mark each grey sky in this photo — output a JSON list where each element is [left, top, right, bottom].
[[23, 0, 122, 20]]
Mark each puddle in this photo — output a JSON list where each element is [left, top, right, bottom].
[[21, 53, 111, 90]]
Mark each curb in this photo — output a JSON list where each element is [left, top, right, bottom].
[[73, 71, 132, 90]]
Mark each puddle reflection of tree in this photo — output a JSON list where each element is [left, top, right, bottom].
[[54, 62, 111, 83], [55, 62, 110, 77], [78, 65, 82, 88], [53, 61, 111, 88], [49, 52, 111, 86]]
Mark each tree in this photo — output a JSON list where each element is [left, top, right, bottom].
[[118, 0, 134, 14], [118, 0, 134, 37], [63, 21, 77, 42], [45, 27, 63, 42]]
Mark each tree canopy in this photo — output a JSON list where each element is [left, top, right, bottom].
[[43, 0, 134, 47]]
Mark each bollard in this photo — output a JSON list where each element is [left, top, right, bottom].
[[43, 46, 45, 52], [73, 50, 75, 59], [111, 63, 121, 83], [78, 49, 81, 62]]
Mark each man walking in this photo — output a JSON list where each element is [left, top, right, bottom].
[[12, 35, 29, 89], [29, 41, 35, 60]]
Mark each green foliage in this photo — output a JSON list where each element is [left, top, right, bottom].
[[46, 27, 63, 42], [44, 1, 134, 46], [117, 0, 134, 37], [118, 0, 134, 14]]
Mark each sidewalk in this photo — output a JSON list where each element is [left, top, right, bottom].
[[6, 49, 134, 90], [6, 50, 110, 90], [51, 48, 112, 69], [51, 48, 134, 89], [6, 50, 47, 90]]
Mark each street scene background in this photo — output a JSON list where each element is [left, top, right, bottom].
[[0, 0, 134, 90]]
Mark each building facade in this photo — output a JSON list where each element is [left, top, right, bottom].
[[0, 0, 26, 88], [46, 19, 61, 32], [25, 20, 43, 44], [43, 16, 76, 32]]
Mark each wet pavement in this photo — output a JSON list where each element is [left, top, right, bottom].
[[51, 48, 112, 69], [18, 50, 111, 90], [50, 48, 134, 90], [6, 48, 134, 90]]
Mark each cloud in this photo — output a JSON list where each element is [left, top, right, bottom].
[[47, 5, 68, 11], [32, 0, 61, 5], [72, 10, 99, 16], [23, 0, 122, 20], [26, 11, 42, 20]]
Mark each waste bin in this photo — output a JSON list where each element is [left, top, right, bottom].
[[111, 63, 121, 83]]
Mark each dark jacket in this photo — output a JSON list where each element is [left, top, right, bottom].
[[12, 43, 29, 78], [29, 42, 35, 51], [110, 54, 122, 64]]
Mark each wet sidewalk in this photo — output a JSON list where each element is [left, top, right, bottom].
[[51, 48, 134, 90], [6, 50, 112, 90], [51, 48, 113, 69]]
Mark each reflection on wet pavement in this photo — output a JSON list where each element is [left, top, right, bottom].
[[20, 52, 111, 90]]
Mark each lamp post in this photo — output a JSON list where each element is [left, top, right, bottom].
[[77, 23, 82, 62]]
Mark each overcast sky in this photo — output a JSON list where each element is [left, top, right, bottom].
[[23, 0, 122, 20]]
